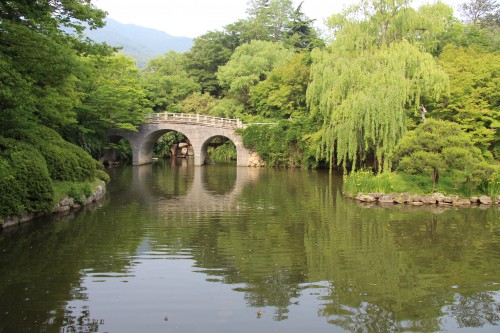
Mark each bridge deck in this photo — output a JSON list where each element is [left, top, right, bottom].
[[147, 113, 244, 129]]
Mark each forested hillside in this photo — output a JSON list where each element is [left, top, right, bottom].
[[84, 18, 193, 68], [1, 0, 499, 220]]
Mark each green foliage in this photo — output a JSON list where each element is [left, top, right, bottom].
[[326, 0, 454, 54], [434, 45, 500, 159], [284, 2, 325, 50], [96, 170, 111, 183], [342, 169, 490, 197], [392, 119, 496, 193], [307, 0, 454, 173], [207, 140, 237, 162], [181, 92, 218, 115], [52, 179, 102, 205], [0, 137, 54, 217], [106, 139, 133, 162], [8, 126, 97, 182], [217, 40, 295, 100], [247, 0, 294, 42], [307, 41, 448, 172], [210, 98, 245, 119], [0, 1, 110, 133], [143, 51, 201, 112], [153, 132, 186, 159], [185, 30, 240, 97], [243, 117, 318, 168], [249, 53, 310, 119]]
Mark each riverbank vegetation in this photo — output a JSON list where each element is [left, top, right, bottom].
[[1, 0, 499, 220]]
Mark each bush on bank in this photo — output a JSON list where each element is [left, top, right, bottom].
[[0, 126, 107, 219], [7, 126, 97, 181]]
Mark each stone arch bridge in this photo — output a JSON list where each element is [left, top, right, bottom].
[[106, 113, 251, 166]]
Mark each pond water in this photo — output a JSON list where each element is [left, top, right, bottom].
[[0, 159, 499, 333]]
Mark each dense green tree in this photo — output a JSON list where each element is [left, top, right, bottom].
[[460, 0, 499, 24], [458, 0, 500, 50], [307, 41, 448, 172], [0, 0, 109, 131], [0, 1, 115, 218], [247, 0, 295, 42], [307, 0, 451, 172], [217, 40, 295, 103], [181, 92, 219, 115], [284, 2, 324, 50], [433, 45, 500, 159], [143, 51, 201, 112], [249, 52, 310, 119], [391, 119, 495, 192], [185, 30, 240, 96], [64, 53, 151, 157], [326, 0, 454, 54]]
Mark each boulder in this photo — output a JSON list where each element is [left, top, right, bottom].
[[378, 195, 395, 203], [356, 194, 377, 203], [469, 196, 479, 204], [367, 193, 385, 199], [454, 199, 471, 206], [399, 193, 412, 203], [479, 195, 493, 205], [57, 205, 71, 213], [421, 196, 437, 205], [432, 193, 446, 202], [442, 196, 454, 204], [60, 197, 74, 207]]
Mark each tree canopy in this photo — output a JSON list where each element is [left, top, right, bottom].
[[307, 1, 451, 172]]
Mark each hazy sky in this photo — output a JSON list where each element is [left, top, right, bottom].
[[93, 0, 465, 38]]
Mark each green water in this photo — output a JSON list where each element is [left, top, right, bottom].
[[1, 159, 499, 333]]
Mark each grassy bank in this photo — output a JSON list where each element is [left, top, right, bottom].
[[343, 170, 499, 198], [52, 179, 105, 205]]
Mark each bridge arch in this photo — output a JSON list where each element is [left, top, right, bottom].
[[106, 114, 251, 166]]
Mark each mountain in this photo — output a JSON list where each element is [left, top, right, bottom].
[[85, 18, 193, 68]]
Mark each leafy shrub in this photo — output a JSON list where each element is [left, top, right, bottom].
[[96, 169, 110, 183], [8, 126, 97, 181], [207, 140, 236, 162], [242, 117, 317, 168], [0, 137, 53, 217]]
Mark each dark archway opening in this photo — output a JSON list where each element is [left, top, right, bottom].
[[102, 135, 132, 166]]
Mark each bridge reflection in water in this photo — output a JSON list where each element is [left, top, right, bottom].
[[123, 159, 262, 215]]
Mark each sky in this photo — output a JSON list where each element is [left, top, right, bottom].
[[93, 0, 465, 38]]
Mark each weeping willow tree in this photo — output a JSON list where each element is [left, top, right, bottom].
[[306, 0, 452, 172]]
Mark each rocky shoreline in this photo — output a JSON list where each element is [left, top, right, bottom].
[[0, 181, 106, 232], [348, 192, 499, 207]]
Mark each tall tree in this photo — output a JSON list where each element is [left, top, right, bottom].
[[0, 0, 109, 132], [217, 40, 295, 103], [143, 51, 201, 112], [247, 0, 295, 42], [249, 53, 310, 119], [65, 54, 151, 157], [307, 0, 451, 172], [434, 45, 500, 159], [284, 2, 325, 50], [185, 30, 240, 97], [392, 119, 494, 192], [460, 0, 499, 24]]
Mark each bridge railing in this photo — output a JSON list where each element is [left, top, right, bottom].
[[147, 113, 244, 129]]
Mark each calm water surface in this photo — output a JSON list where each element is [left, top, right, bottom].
[[0, 160, 499, 333]]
